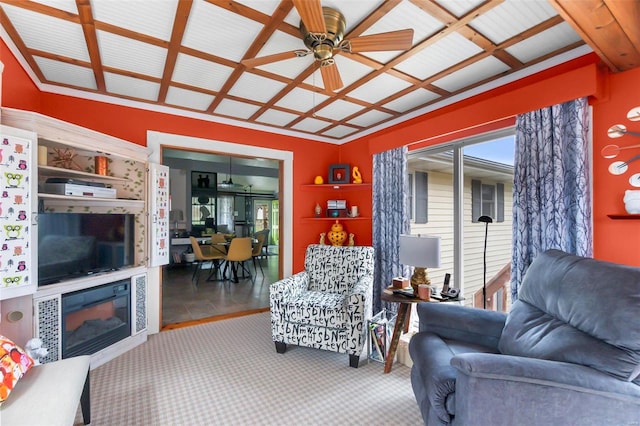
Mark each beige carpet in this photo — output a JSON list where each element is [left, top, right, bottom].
[[77, 312, 422, 425]]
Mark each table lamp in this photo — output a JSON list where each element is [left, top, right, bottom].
[[169, 209, 184, 236], [399, 234, 441, 296]]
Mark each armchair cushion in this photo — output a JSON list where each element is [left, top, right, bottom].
[[285, 291, 346, 328]]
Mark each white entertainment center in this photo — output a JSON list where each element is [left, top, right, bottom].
[[0, 108, 169, 368]]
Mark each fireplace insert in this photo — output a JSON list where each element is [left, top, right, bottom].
[[62, 279, 131, 358]]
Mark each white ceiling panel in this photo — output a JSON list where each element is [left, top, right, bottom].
[[432, 56, 510, 93], [2, 4, 89, 61], [105, 72, 160, 101], [34, 56, 96, 89], [322, 125, 359, 138], [348, 73, 412, 104], [97, 30, 167, 78], [91, 0, 178, 41], [182, 0, 263, 62], [434, 0, 485, 18], [173, 53, 234, 92], [292, 117, 332, 133], [215, 99, 262, 120], [234, 0, 280, 17], [360, 1, 442, 64], [347, 110, 393, 127], [315, 99, 363, 121], [256, 109, 298, 127], [383, 88, 441, 113], [275, 87, 328, 113], [395, 32, 483, 80], [228, 73, 287, 103], [165, 86, 215, 111], [506, 23, 583, 64], [30, 0, 77, 14], [470, 0, 558, 44]]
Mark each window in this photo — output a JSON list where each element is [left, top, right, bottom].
[[471, 180, 504, 223], [414, 171, 428, 223]]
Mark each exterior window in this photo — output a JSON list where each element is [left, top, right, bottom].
[[472, 180, 504, 223], [407, 173, 414, 221], [414, 171, 428, 224]]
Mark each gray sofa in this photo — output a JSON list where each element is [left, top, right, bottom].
[[409, 249, 640, 425]]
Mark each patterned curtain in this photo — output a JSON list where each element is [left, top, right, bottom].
[[511, 97, 592, 300], [372, 146, 410, 313]]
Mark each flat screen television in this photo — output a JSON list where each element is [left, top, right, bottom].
[[38, 213, 136, 286]]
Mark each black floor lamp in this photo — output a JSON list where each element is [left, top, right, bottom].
[[478, 215, 493, 309]]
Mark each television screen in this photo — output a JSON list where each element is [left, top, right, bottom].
[[38, 213, 136, 285]]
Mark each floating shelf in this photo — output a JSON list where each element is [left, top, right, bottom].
[[607, 214, 640, 220], [302, 183, 371, 190], [303, 216, 368, 221]]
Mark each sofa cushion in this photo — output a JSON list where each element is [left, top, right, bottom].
[[499, 249, 640, 384], [0, 336, 34, 403]]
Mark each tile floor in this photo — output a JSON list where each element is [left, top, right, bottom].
[[161, 254, 278, 327]]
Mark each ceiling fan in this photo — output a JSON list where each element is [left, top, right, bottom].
[[242, 0, 414, 92]]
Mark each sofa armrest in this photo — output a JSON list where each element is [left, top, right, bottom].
[[417, 303, 506, 351], [451, 353, 640, 426]]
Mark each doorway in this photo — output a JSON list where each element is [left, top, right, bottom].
[[146, 130, 294, 332]]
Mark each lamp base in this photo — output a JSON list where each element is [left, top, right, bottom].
[[410, 267, 431, 296]]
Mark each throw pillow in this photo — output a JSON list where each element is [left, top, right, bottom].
[[0, 336, 34, 403]]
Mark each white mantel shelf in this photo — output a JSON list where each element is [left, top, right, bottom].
[[36, 265, 147, 298]]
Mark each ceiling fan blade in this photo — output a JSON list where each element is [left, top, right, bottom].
[[292, 0, 326, 33], [242, 51, 306, 68], [344, 29, 414, 53], [320, 63, 343, 92]]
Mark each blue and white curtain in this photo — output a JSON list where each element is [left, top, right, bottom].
[[372, 146, 410, 313], [511, 97, 592, 299]]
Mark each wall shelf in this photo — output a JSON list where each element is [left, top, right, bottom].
[[302, 183, 371, 191], [303, 216, 368, 221], [607, 214, 640, 220], [39, 165, 128, 183]]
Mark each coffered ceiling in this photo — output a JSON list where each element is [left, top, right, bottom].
[[1, 0, 638, 143]]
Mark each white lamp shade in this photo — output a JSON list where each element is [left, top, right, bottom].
[[169, 210, 184, 221], [399, 235, 441, 268]]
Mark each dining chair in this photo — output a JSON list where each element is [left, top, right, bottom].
[[189, 236, 226, 284], [209, 233, 228, 256], [224, 237, 253, 283], [251, 232, 266, 274]]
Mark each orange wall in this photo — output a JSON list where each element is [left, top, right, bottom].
[[3, 37, 639, 268], [591, 66, 640, 265]]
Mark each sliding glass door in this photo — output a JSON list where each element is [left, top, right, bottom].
[[407, 131, 514, 310]]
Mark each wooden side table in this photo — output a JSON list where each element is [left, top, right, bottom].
[[380, 289, 424, 373]]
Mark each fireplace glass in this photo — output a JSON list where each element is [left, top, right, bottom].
[[62, 279, 131, 358]]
